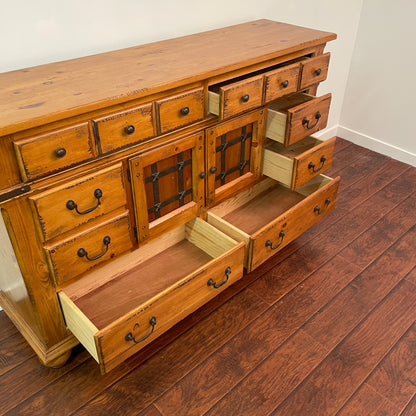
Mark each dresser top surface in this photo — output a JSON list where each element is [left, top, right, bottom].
[[0, 19, 336, 136]]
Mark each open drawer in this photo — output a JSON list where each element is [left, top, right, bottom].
[[207, 174, 340, 272], [266, 92, 331, 146], [263, 136, 336, 189], [58, 218, 245, 373]]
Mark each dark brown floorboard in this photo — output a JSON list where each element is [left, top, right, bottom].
[[0, 139, 415, 416]]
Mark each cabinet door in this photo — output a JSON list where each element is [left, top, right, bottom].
[[205, 109, 266, 207], [129, 133, 205, 243]]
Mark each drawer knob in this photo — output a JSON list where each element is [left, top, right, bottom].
[[241, 94, 250, 103], [199, 172, 206, 179], [265, 230, 285, 250], [207, 266, 231, 289], [314, 68, 322, 76], [281, 80, 289, 88], [308, 155, 327, 173], [314, 197, 331, 216], [125, 125, 135, 135], [66, 188, 103, 215], [180, 106, 190, 116], [209, 166, 217, 174], [302, 111, 322, 130], [55, 147, 67, 158], [77, 235, 111, 261], [125, 317, 157, 344]]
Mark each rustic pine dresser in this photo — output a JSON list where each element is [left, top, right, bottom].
[[0, 20, 338, 373]]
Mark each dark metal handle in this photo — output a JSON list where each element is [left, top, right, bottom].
[[210, 166, 217, 174], [302, 111, 322, 130], [55, 148, 67, 158], [314, 68, 322, 76], [77, 236, 111, 261], [241, 94, 250, 103], [314, 197, 331, 215], [207, 266, 231, 289], [181, 106, 190, 116], [199, 172, 206, 179], [281, 80, 289, 88], [66, 189, 102, 215], [125, 125, 135, 135], [125, 317, 157, 344], [265, 230, 285, 250], [308, 155, 327, 173]]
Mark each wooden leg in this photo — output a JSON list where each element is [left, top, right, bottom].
[[41, 348, 73, 368]]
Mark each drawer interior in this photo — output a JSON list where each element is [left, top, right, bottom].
[[207, 175, 332, 237], [58, 218, 241, 364]]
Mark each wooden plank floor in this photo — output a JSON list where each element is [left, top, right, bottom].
[[0, 138, 415, 416]]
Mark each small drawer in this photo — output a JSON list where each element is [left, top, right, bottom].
[[93, 103, 155, 153], [208, 74, 264, 120], [13, 122, 96, 181], [29, 164, 127, 241], [266, 92, 331, 146], [299, 53, 330, 90], [156, 88, 204, 134], [207, 174, 339, 272], [262, 136, 336, 189], [58, 218, 245, 373], [45, 210, 133, 285], [264, 62, 301, 103]]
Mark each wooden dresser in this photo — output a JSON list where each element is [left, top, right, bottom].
[[0, 20, 338, 373]]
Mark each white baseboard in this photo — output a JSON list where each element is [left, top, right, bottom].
[[314, 125, 339, 141], [337, 125, 416, 167]]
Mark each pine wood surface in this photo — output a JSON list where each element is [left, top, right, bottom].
[[1, 138, 416, 415], [0, 20, 336, 137]]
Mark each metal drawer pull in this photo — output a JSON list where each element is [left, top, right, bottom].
[[125, 125, 135, 135], [207, 266, 231, 289], [265, 230, 285, 250], [308, 155, 327, 173], [314, 197, 331, 215], [241, 94, 250, 103], [302, 111, 321, 130], [125, 317, 157, 344], [281, 80, 289, 88], [55, 147, 67, 158], [181, 106, 190, 116], [314, 68, 322, 76], [77, 235, 111, 261], [66, 189, 103, 215]]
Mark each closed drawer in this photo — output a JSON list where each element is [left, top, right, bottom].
[[263, 136, 336, 189], [156, 88, 204, 134], [207, 174, 340, 272], [299, 53, 330, 90], [264, 62, 301, 102], [58, 218, 245, 373], [266, 92, 331, 146], [208, 74, 264, 120], [93, 103, 155, 153], [45, 210, 133, 285], [29, 164, 127, 241], [13, 122, 96, 181]]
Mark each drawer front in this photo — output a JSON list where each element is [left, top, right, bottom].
[[30, 164, 127, 241], [94, 103, 155, 153], [95, 241, 244, 372], [299, 53, 330, 90], [286, 93, 331, 146], [45, 211, 132, 285], [264, 62, 301, 103], [14, 123, 96, 181], [220, 75, 264, 119], [293, 136, 336, 189], [156, 88, 204, 134], [249, 176, 339, 270]]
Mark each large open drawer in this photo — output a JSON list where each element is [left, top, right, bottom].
[[58, 218, 245, 373], [207, 175, 340, 272]]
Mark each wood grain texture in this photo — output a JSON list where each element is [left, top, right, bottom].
[[0, 20, 336, 136], [264, 62, 301, 102], [299, 52, 331, 89]]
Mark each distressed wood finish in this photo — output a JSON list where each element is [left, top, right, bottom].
[[263, 136, 336, 189], [0, 20, 336, 371], [13, 122, 96, 181], [299, 52, 331, 89], [93, 103, 155, 154]]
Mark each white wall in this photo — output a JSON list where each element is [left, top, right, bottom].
[[0, 0, 363, 138], [339, 0, 416, 166]]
